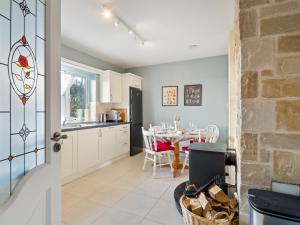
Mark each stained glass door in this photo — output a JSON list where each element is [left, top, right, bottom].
[[0, 0, 61, 224], [0, 0, 46, 207]]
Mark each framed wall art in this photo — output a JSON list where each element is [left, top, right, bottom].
[[184, 84, 202, 106], [162, 86, 178, 106]]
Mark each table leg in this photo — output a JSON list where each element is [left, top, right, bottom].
[[172, 143, 180, 177], [172, 143, 189, 178]]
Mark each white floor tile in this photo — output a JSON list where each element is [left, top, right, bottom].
[[135, 178, 171, 199], [146, 199, 184, 225], [87, 185, 129, 207], [62, 198, 106, 225], [140, 219, 164, 225], [114, 192, 157, 217], [62, 153, 186, 225], [92, 208, 143, 225]]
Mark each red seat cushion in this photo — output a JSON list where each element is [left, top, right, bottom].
[[191, 139, 206, 143], [157, 140, 172, 145], [182, 146, 189, 151], [152, 142, 174, 152]]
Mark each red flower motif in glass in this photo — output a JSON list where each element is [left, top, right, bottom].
[[18, 55, 29, 68], [21, 35, 27, 45]]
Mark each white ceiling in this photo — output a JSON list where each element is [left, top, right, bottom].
[[61, 0, 235, 69]]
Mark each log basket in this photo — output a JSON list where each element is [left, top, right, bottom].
[[180, 196, 235, 225]]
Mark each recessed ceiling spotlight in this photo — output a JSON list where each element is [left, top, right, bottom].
[[128, 30, 133, 35], [189, 44, 200, 49]]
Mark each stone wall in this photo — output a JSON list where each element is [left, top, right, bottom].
[[236, 0, 300, 223]]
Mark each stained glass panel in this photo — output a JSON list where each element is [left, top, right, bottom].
[[0, 0, 46, 207]]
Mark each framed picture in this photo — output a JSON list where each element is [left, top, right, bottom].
[[184, 84, 202, 106], [162, 86, 178, 106]]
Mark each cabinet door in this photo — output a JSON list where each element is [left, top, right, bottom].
[[110, 73, 122, 103], [129, 76, 142, 89], [101, 126, 116, 162], [61, 131, 78, 178], [78, 128, 100, 171], [119, 125, 130, 155]]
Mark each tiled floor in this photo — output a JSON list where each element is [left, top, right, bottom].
[[62, 153, 188, 225]]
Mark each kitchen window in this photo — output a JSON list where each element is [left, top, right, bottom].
[[61, 63, 98, 124]]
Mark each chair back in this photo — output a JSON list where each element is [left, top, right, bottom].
[[142, 127, 157, 151], [205, 125, 219, 143]]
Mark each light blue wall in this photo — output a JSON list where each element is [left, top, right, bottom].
[[127, 55, 229, 141], [61, 45, 124, 73]]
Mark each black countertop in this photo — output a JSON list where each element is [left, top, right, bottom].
[[61, 122, 130, 132]]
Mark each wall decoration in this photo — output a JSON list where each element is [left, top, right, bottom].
[[0, 0, 46, 206], [184, 84, 202, 106], [162, 86, 178, 106]]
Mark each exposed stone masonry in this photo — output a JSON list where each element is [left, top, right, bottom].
[[234, 0, 300, 223]]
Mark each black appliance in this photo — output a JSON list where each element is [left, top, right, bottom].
[[129, 87, 143, 156]]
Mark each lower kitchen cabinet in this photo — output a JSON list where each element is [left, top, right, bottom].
[[77, 128, 101, 171], [101, 126, 117, 162], [61, 131, 78, 178], [117, 125, 130, 155], [61, 124, 130, 182]]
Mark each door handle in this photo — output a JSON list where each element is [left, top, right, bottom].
[[51, 132, 68, 142]]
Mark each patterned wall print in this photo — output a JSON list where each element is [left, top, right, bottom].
[[162, 86, 178, 106], [184, 84, 202, 106], [0, 0, 46, 206]]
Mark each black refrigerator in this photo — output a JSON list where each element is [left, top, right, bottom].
[[129, 87, 143, 156]]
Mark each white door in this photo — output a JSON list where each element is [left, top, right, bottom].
[[0, 0, 61, 225]]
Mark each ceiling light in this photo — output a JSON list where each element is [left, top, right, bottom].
[[101, 4, 146, 46], [114, 20, 119, 27], [103, 7, 113, 19]]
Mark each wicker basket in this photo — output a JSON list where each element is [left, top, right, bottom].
[[180, 196, 235, 225]]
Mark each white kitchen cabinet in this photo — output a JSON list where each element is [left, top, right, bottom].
[[61, 131, 78, 178], [61, 124, 130, 182], [77, 128, 101, 171], [118, 73, 143, 121], [116, 124, 130, 155], [128, 73, 142, 89], [100, 70, 122, 103], [101, 126, 117, 162]]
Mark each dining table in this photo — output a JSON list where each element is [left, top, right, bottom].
[[155, 129, 212, 178]]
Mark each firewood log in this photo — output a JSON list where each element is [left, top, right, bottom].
[[190, 198, 203, 216], [207, 184, 230, 204], [198, 192, 212, 211]]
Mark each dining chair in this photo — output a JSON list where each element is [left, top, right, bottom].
[[205, 125, 219, 143], [142, 127, 174, 177]]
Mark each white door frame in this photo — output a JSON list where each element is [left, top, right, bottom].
[[0, 0, 62, 224]]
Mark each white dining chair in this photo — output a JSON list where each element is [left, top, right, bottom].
[[205, 125, 219, 143], [142, 127, 174, 178]]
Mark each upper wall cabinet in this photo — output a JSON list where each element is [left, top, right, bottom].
[[124, 73, 142, 90], [100, 70, 122, 103]]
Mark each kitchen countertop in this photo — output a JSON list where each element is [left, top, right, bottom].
[[61, 121, 130, 132]]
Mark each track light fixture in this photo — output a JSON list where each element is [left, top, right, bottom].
[[102, 4, 145, 46]]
